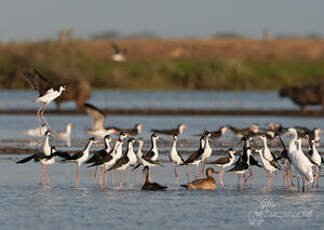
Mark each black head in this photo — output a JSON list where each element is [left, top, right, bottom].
[[128, 137, 136, 144], [45, 131, 51, 136], [119, 132, 128, 140], [89, 137, 97, 143], [152, 133, 159, 139], [104, 135, 112, 141]]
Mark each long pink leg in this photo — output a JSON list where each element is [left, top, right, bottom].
[[104, 170, 108, 187], [120, 171, 123, 189], [40, 104, 53, 133], [98, 168, 104, 188], [219, 168, 224, 188], [45, 166, 50, 186], [40, 164, 45, 185], [37, 104, 46, 135], [75, 164, 80, 187], [250, 168, 254, 186]]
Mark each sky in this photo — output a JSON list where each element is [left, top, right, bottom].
[[1, 0, 324, 41]]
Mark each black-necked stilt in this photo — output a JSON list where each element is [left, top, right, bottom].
[[142, 133, 160, 162], [134, 138, 161, 169], [258, 135, 276, 161], [200, 132, 212, 174], [151, 124, 187, 136], [169, 135, 184, 184], [22, 69, 65, 134], [111, 42, 126, 62], [234, 136, 261, 185], [207, 148, 236, 187], [141, 167, 167, 191], [84, 102, 118, 138], [254, 146, 280, 191], [133, 137, 162, 182], [228, 147, 252, 190], [106, 138, 136, 189], [87, 133, 128, 187], [183, 135, 206, 181], [85, 135, 112, 184], [107, 124, 144, 136], [60, 137, 97, 186], [181, 168, 218, 190], [16, 136, 69, 186]]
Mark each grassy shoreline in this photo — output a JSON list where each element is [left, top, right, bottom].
[[1, 39, 324, 90]]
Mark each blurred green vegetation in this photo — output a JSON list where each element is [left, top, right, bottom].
[[0, 40, 323, 90]]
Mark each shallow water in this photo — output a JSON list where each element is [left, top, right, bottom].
[[1, 155, 324, 230], [0, 89, 320, 110], [0, 90, 324, 229]]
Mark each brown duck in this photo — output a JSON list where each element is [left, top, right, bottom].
[[181, 168, 218, 190]]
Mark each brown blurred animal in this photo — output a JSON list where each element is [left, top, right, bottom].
[[279, 83, 324, 112], [55, 80, 91, 110]]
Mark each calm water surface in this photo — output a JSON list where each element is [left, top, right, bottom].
[[0, 91, 323, 230], [0, 89, 319, 110]]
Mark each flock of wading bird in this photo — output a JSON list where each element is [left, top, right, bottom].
[[15, 69, 324, 192]]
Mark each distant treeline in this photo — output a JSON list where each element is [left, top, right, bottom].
[[0, 39, 324, 90]]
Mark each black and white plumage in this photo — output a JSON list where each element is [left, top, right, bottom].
[[60, 137, 97, 186], [254, 146, 280, 190], [144, 133, 160, 161], [133, 137, 162, 171], [169, 135, 185, 184], [227, 147, 253, 190], [22, 69, 65, 134], [207, 148, 236, 187], [16, 139, 69, 186], [182, 135, 207, 181], [84, 135, 112, 183], [111, 42, 126, 62], [87, 133, 128, 187], [106, 138, 137, 188], [84, 102, 118, 138]]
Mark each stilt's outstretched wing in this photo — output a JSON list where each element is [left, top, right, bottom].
[[22, 69, 53, 96], [84, 103, 105, 130]]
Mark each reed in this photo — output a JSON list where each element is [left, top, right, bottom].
[[1, 39, 324, 90]]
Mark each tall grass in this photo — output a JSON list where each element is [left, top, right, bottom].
[[0, 39, 324, 90]]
